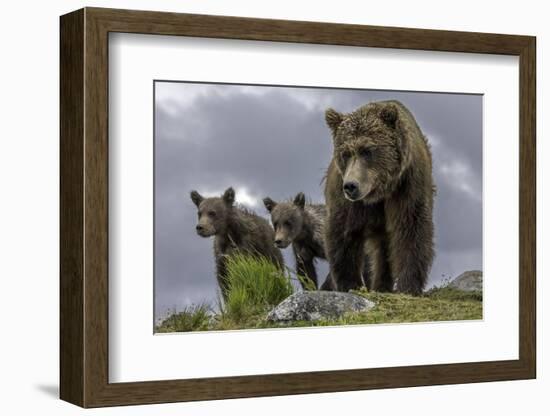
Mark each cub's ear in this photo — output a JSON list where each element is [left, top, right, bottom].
[[223, 187, 235, 206], [380, 103, 399, 129], [190, 190, 204, 207], [263, 197, 277, 213], [325, 108, 343, 133], [293, 192, 306, 209]]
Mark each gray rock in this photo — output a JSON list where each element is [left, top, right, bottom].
[[448, 270, 482, 292], [266, 291, 375, 323]]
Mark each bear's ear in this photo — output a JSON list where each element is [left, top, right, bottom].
[[190, 190, 204, 207], [263, 197, 277, 213], [325, 108, 343, 133], [223, 187, 235, 206], [380, 103, 399, 129], [293, 192, 306, 210]]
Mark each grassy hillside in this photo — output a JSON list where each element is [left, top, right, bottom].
[[155, 255, 482, 333]]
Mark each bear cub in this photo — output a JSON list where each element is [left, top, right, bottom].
[[190, 187, 284, 299], [323, 100, 435, 295], [263, 192, 327, 289]]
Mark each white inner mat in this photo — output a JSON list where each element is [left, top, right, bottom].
[[109, 33, 519, 383]]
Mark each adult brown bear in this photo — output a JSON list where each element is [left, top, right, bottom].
[[323, 100, 435, 295]]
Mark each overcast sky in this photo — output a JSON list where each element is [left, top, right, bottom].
[[154, 81, 482, 320]]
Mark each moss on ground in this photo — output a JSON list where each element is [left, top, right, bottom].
[[155, 254, 482, 333], [155, 285, 482, 333]]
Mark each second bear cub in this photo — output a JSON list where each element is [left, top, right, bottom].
[[263, 193, 326, 289]]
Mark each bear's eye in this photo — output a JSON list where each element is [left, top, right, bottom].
[[283, 220, 292, 227], [207, 210, 216, 218], [360, 148, 372, 159], [341, 151, 351, 161]]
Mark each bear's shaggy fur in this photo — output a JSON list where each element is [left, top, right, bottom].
[[190, 187, 285, 299], [323, 100, 435, 295], [263, 192, 327, 289]]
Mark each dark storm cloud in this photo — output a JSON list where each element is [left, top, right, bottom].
[[154, 82, 482, 319]]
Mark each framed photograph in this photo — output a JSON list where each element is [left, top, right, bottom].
[[60, 7, 536, 408]]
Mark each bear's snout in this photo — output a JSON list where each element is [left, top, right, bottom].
[[274, 238, 290, 249], [343, 181, 360, 200], [195, 224, 213, 237]]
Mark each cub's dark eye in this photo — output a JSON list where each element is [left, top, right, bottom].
[[207, 210, 216, 218], [283, 221, 291, 227], [341, 151, 351, 161], [360, 148, 372, 159]]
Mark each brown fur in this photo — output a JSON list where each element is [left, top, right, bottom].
[[263, 193, 326, 289], [323, 100, 435, 295], [190, 187, 284, 299]]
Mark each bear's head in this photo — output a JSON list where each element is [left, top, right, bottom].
[[325, 101, 411, 203], [190, 187, 235, 237], [263, 192, 306, 249]]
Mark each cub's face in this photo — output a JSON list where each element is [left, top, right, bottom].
[[326, 103, 403, 203], [190, 188, 235, 237], [263, 193, 306, 249]]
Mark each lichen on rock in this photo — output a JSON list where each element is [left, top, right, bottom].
[[266, 291, 375, 323]]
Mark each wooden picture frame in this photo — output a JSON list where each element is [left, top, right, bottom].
[[60, 7, 536, 408]]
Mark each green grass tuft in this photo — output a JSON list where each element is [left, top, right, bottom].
[[221, 253, 294, 323], [296, 273, 317, 291], [155, 304, 211, 333]]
